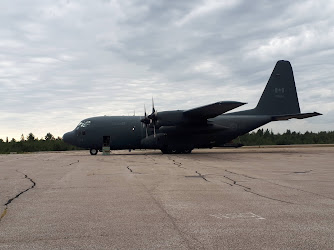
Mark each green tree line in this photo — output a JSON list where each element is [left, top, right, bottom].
[[239, 129, 334, 146], [0, 133, 81, 154]]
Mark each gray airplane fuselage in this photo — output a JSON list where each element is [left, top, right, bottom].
[[63, 60, 321, 154], [63, 113, 271, 151]]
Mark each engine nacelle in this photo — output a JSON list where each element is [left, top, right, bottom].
[[155, 110, 189, 127]]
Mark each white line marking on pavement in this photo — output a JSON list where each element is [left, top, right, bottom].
[[209, 212, 265, 220]]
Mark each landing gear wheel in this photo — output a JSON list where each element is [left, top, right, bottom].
[[90, 148, 98, 155], [161, 148, 192, 154]]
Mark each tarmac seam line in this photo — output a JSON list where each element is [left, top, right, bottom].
[[134, 174, 205, 249]]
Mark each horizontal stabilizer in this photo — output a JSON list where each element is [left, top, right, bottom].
[[184, 101, 246, 119], [272, 112, 322, 121]]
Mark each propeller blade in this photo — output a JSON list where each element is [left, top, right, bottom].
[[141, 99, 158, 138], [140, 104, 149, 138], [153, 124, 156, 138], [140, 104, 151, 124], [152, 97, 155, 114], [148, 97, 157, 121]]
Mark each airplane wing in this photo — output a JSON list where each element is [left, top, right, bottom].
[[183, 101, 246, 119], [272, 112, 322, 121]]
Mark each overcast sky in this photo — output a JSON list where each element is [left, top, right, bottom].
[[1, 0, 333, 140]]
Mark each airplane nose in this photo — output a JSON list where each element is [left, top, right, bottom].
[[63, 131, 75, 145]]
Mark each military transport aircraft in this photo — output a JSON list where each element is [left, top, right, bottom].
[[63, 60, 321, 155]]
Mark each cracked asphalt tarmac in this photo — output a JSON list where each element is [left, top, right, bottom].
[[0, 146, 334, 249]]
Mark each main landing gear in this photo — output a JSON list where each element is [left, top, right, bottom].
[[161, 148, 193, 154]]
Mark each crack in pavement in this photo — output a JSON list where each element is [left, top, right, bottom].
[[223, 170, 294, 204], [244, 189, 294, 204], [225, 169, 258, 179], [174, 156, 208, 182], [144, 155, 159, 165], [223, 175, 237, 184], [224, 168, 333, 203], [167, 157, 187, 169], [126, 166, 142, 174], [69, 160, 79, 166], [0, 170, 36, 222], [260, 179, 334, 201], [168, 155, 294, 203], [195, 171, 208, 182], [61, 160, 80, 167], [292, 170, 313, 174], [223, 175, 250, 189]]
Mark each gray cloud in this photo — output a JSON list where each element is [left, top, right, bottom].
[[0, 0, 333, 140]]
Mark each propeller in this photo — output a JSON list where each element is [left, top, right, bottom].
[[140, 98, 158, 138], [140, 105, 150, 138], [148, 98, 157, 137]]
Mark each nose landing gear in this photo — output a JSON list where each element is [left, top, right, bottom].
[[90, 148, 98, 155]]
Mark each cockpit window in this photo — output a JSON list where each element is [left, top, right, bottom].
[[76, 120, 91, 130]]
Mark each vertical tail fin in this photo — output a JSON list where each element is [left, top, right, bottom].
[[230, 60, 321, 120], [254, 60, 301, 115]]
